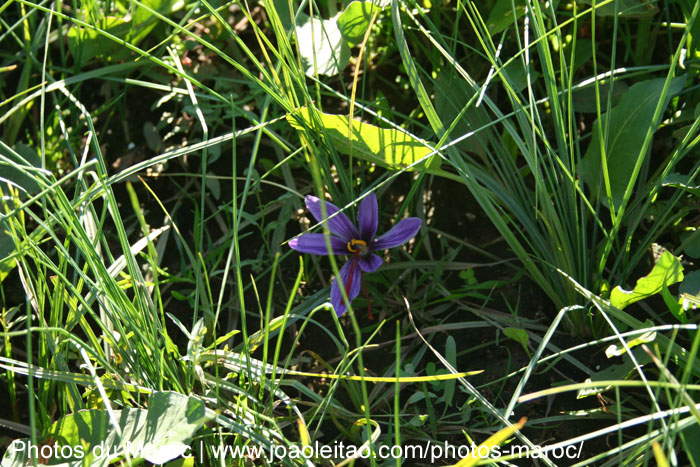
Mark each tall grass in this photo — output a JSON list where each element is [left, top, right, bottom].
[[387, 0, 700, 334]]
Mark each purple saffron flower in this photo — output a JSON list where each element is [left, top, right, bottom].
[[289, 193, 421, 317]]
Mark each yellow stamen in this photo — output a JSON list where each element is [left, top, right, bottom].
[[347, 239, 367, 253]]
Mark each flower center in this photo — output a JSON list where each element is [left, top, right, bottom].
[[347, 239, 367, 255]]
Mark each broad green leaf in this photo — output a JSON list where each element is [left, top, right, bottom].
[[684, 3, 700, 63], [287, 108, 441, 171], [580, 76, 685, 207], [433, 70, 490, 158], [679, 230, 700, 259], [130, 0, 176, 44], [678, 270, 700, 321], [205, 172, 220, 200], [143, 121, 162, 152], [680, 270, 700, 296], [296, 13, 350, 76], [67, 0, 176, 68], [0, 142, 42, 195], [661, 283, 687, 323], [571, 80, 628, 113], [579, 0, 659, 17], [272, 0, 295, 30], [0, 218, 14, 283], [391, 0, 443, 134], [0, 143, 43, 283], [67, 17, 132, 67], [662, 172, 700, 196], [2, 392, 209, 467], [337, 1, 383, 47], [485, 0, 527, 35], [610, 250, 684, 310], [567, 38, 593, 73], [442, 336, 457, 408], [504, 327, 530, 357], [604, 329, 657, 357], [680, 424, 700, 466], [499, 59, 541, 93], [164, 458, 195, 467]]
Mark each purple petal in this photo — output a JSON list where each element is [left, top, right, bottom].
[[330, 259, 362, 317], [371, 218, 422, 251], [289, 234, 347, 255], [359, 254, 383, 272], [358, 193, 378, 241], [305, 196, 358, 242]]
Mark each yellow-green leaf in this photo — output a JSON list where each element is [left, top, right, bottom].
[[504, 327, 531, 357], [337, 1, 384, 47], [287, 108, 443, 172], [451, 417, 527, 467], [604, 329, 656, 358], [652, 441, 670, 467], [297, 418, 311, 446], [610, 250, 684, 310]]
